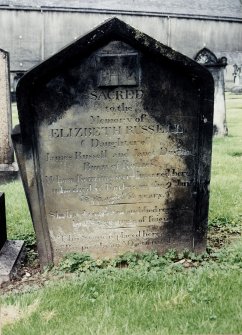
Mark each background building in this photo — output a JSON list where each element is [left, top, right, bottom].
[[0, 0, 241, 92]]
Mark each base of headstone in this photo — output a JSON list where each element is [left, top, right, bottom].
[[213, 125, 228, 137], [0, 163, 19, 184], [231, 86, 242, 94], [0, 240, 25, 285]]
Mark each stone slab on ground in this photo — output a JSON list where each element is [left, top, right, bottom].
[[0, 163, 19, 183], [0, 240, 25, 285]]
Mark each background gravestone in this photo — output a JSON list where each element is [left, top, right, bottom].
[[231, 64, 242, 94], [0, 48, 18, 182], [233, 64, 242, 86], [13, 18, 214, 266], [0, 192, 7, 250], [195, 48, 228, 137]]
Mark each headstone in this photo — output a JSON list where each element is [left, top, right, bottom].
[[0, 49, 18, 182], [0, 192, 7, 250], [231, 64, 242, 94], [195, 48, 228, 136], [0, 193, 24, 285], [233, 64, 242, 86], [13, 18, 214, 266]]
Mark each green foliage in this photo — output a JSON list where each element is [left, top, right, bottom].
[[14, 232, 38, 266], [54, 245, 242, 276], [12, 232, 36, 248], [209, 242, 242, 268], [58, 253, 95, 272]]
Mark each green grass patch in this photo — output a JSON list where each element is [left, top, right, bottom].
[[11, 103, 19, 127], [2, 266, 242, 335], [0, 181, 33, 240], [209, 94, 242, 227], [228, 151, 242, 157]]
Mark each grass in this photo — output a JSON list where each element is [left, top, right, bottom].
[[11, 103, 19, 127], [0, 93, 242, 335], [209, 93, 242, 227], [2, 267, 242, 335], [0, 181, 33, 241]]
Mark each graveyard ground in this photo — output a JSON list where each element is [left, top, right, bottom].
[[0, 93, 242, 335]]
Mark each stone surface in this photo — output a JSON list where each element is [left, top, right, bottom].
[[231, 85, 242, 94], [0, 49, 13, 165], [13, 18, 214, 266], [0, 192, 7, 250], [0, 240, 25, 285], [195, 48, 228, 137], [233, 64, 242, 86], [0, 48, 18, 182]]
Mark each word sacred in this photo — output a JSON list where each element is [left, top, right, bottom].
[[89, 89, 143, 100]]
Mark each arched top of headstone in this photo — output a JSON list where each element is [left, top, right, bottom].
[[195, 48, 227, 67], [195, 48, 218, 65], [17, 18, 213, 139]]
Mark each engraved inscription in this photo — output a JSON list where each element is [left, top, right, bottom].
[[39, 81, 197, 258], [35, 41, 201, 260]]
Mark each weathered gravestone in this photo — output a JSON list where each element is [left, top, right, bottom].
[[0, 192, 7, 250], [233, 64, 242, 86], [13, 18, 214, 266], [231, 64, 242, 94], [0, 193, 24, 284], [195, 48, 227, 136], [0, 49, 18, 182]]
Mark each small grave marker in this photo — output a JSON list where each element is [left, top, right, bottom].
[[0, 192, 7, 250], [195, 48, 227, 136], [0, 49, 18, 182]]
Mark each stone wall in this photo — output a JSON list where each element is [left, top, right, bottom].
[[0, 8, 241, 90]]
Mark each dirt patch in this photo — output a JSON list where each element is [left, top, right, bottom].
[[0, 271, 74, 296], [0, 300, 39, 328], [0, 305, 22, 327]]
